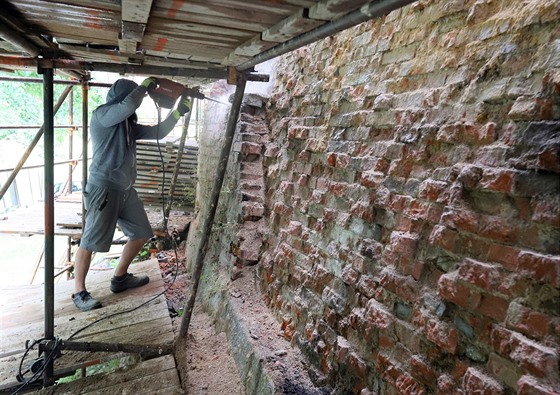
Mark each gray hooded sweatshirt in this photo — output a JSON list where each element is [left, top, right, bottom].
[[88, 79, 178, 191]]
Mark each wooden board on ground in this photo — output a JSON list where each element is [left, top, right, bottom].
[[35, 354, 183, 394], [0, 259, 178, 391]]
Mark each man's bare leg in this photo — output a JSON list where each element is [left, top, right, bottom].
[[74, 247, 93, 294], [114, 237, 149, 276], [110, 237, 151, 293]]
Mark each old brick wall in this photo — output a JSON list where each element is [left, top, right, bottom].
[[260, 0, 560, 394]]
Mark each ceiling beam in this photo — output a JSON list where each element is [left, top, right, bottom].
[[0, 56, 228, 79], [0, 18, 40, 56], [236, 0, 417, 70], [120, 0, 153, 54], [0, 14, 85, 80]]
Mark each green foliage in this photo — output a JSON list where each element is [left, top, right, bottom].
[[56, 355, 142, 384], [0, 70, 106, 161]]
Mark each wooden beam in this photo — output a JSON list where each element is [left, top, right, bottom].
[[122, 21, 146, 41], [261, 8, 324, 43], [233, 34, 278, 57], [308, 0, 373, 21], [118, 39, 138, 54], [122, 0, 154, 23], [121, 0, 153, 55]]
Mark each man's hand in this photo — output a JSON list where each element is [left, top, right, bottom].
[[141, 77, 158, 91], [176, 94, 191, 116]]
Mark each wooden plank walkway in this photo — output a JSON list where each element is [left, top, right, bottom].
[[0, 259, 183, 393]]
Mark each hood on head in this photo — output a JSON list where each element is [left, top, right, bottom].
[[106, 79, 139, 104]]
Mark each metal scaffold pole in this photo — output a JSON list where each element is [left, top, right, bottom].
[[178, 73, 247, 339], [42, 63, 55, 387]]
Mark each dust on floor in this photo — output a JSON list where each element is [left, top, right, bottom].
[[157, 247, 245, 395]]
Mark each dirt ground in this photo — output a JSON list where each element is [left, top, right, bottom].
[[156, 244, 245, 395]]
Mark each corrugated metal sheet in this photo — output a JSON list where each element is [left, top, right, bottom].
[[0, 0, 377, 76]]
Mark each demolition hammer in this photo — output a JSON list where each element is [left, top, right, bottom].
[[147, 78, 225, 108]]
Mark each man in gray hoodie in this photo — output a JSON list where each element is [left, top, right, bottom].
[[72, 77, 191, 311]]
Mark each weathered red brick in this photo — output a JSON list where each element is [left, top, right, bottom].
[[437, 374, 460, 395], [342, 265, 360, 286], [429, 225, 458, 251], [350, 200, 374, 221], [508, 97, 553, 121], [365, 299, 394, 331], [336, 153, 351, 168], [380, 268, 420, 302], [476, 293, 509, 322], [374, 157, 391, 173], [426, 204, 444, 223], [477, 215, 521, 244], [396, 372, 426, 395], [273, 201, 293, 216], [357, 275, 378, 298], [360, 170, 385, 187], [376, 353, 400, 384], [441, 207, 479, 233], [457, 165, 483, 189], [457, 258, 501, 291], [287, 125, 309, 139], [488, 243, 520, 271], [496, 273, 530, 299], [491, 325, 559, 379], [517, 251, 560, 288], [478, 168, 516, 193], [456, 233, 492, 260], [462, 367, 504, 395], [410, 355, 438, 386], [438, 271, 481, 309], [406, 199, 432, 221], [240, 141, 262, 156], [531, 195, 560, 227], [538, 145, 560, 172], [506, 302, 551, 340], [517, 375, 560, 395], [391, 231, 419, 259], [348, 352, 368, 391], [426, 318, 459, 354]]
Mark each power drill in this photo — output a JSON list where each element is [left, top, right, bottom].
[[148, 78, 205, 108]]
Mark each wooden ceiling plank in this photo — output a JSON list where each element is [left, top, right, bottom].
[[150, 11, 267, 33], [38, 24, 116, 44], [148, 17, 252, 39], [153, 0, 285, 22], [22, 11, 120, 33], [58, 44, 132, 61], [261, 8, 325, 43], [58, 44, 223, 70], [221, 51, 253, 66], [156, 0, 302, 17], [142, 30, 240, 48], [308, 0, 372, 21], [12, 1, 119, 26], [233, 34, 279, 57], [122, 0, 153, 24], [18, 0, 121, 12], [140, 37, 229, 59]]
